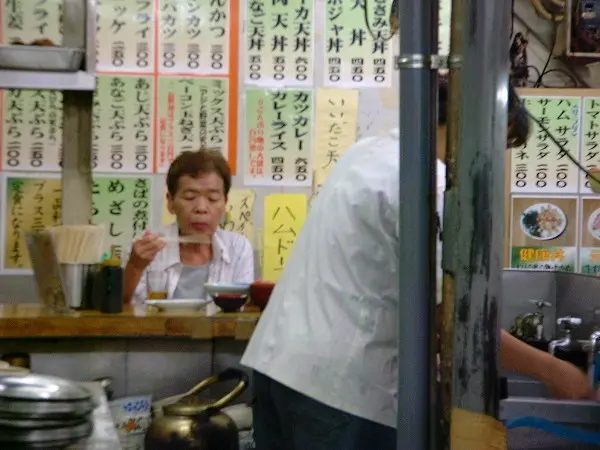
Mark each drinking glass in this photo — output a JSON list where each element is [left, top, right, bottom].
[[147, 270, 169, 300]]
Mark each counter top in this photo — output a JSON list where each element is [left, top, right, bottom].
[[0, 304, 260, 340]]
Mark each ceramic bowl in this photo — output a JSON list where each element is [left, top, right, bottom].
[[249, 281, 275, 310], [212, 294, 248, 313]]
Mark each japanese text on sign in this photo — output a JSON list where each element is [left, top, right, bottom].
[[2, 175, 153, 271], [92, 75, 154, 173], [263, 194, 308, 282], [2, 90, 63, 171], [324, 0, 393, 87], [221, 189, 257, 246], [245, 89, 313, 186], [2, 0, 62, 44], [510, 247, 575, 272], [157, 77, 229, 172], [245, 0, 314, 86], [313, 88, 359, 193], [582, 248, 600, 274], [582, 98, 600, 192], [159, 0, 229, 75], [510, 97, 581, 194], [96, 0, 155, 72], [91, 177, 151, 259]]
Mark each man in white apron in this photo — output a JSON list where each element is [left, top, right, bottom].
[[241, 81, 593, 449]]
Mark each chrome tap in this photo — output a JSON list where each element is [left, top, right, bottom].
[[509, 299, 552, 342], [549, 316, 589, 373], [549, 316, 583, 355], [589, 330, 600, 389]]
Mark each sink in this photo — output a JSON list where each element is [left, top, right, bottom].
[[500, 397, 600, 425], [507, 379, 548, 398], [503, 376, 600, 426]]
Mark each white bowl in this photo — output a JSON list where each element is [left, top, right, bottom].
[[144, 299, 211, 313], [204, 282, 251, 297]]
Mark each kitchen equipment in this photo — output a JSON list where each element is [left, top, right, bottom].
[[60, 263, 98, 309], [0, 374, 95, 419], [212, 294, 248, 313], [0, 45, 85, 71], [549, 316, 588, 373], [0, 419, 93, 448], [508, 299, 552, 351], [93, 377, 114, 402], [0, 374, 96, 448], [46, 225, 105, 309], [249, 281, 275, 310], [25, 230, 70, 314], [145, 368, 249, 450], [145, 298, 211, 313], [588, 328, 600, 389]]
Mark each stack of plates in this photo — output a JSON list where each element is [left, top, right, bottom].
[[0, 374, 95, 448]]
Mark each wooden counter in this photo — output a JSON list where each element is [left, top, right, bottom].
[[0, 304, 260, 340]]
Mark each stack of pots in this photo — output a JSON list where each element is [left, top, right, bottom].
[[0, 373, 95, 448]]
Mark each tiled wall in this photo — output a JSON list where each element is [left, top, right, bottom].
[[0, 338, 251, 403]]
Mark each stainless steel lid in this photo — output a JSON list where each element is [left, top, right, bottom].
[[0, 374, 91, 402], [0, 419, 92, 446]]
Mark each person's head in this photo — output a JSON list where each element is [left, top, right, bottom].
[[436, 75, 531, 158], [166, 149, 231, 237]]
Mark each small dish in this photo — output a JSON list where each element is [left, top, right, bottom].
[[144, 299, 211, 313]]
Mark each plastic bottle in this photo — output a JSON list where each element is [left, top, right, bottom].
[[100, 246, 123, 314]]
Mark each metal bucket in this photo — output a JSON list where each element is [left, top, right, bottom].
[[60, 264, 96, 309]]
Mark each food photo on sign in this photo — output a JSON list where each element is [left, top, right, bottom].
[[510, 196, 578, 272]]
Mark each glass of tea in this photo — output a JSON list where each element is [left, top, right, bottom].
[[147, 270, 169, 300]]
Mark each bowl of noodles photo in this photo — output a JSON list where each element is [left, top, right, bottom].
[[520, 203, 567, 241], [588, 208, 600, 241]]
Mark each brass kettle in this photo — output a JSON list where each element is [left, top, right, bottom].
[[145, 368, 249, 450]]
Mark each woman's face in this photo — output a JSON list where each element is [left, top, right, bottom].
[[167, 172, 227, 237]]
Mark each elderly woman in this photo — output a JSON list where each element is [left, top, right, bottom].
[[123, 149, 254, 304]]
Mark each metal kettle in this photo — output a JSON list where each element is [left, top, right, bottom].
[[145, 368, 249, 450]]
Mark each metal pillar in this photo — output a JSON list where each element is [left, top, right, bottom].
[[442, 0, 512, 431], [396, 1, 439, 449]]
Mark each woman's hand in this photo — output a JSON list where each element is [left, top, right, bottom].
[[129, 232, 165, 270], [541, 357, 595, 400]]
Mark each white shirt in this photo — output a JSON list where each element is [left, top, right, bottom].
[[123, 223, 255, 304], [241, 129, 446, 428]]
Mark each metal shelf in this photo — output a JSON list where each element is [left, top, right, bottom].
[[0, 70, 95, 91]]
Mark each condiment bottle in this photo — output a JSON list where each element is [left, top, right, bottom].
[[100, 246, 123, 314]]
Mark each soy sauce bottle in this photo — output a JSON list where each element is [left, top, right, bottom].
[[99, 246, 123, 314]]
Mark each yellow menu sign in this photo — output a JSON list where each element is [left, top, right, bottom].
[[263, 194, 308, 282], [313, 88, 359, 194]]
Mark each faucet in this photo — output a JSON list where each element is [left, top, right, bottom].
[[509, 299, 552, 342], [549, 316, 583, 355], [589, 330, 600, 389]]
